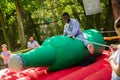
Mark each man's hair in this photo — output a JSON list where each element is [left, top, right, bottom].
[[62, 12, 70, 17]]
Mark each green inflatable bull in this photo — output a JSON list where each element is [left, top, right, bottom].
[[8, 29, 105, 72]]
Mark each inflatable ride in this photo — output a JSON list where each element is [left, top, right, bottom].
[[0, 29, 112, 80]]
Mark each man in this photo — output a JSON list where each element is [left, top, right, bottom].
[[27, 36, 40, 50], [62, 12, 94, 54]]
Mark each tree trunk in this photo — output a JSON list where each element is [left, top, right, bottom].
[[0, 9, 11, 50], [16, 0, 25, 49], [111, 0, 120, 20], [111, 0, 120, 36]]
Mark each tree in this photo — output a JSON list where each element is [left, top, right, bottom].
[[16, 0, 25, 49], [111, 0, 120, 36], [111, 0, 120, 20], [0, 9, 11, 50]]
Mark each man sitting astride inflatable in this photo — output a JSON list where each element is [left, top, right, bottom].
[[62, 12, 94, 54], [62, 12, 95, 65]]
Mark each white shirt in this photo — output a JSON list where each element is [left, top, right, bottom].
[[63, 19, 89, 46], [112, 49, 120, 80], [63, 19, 82, 36], [27, 40, 39, 49]]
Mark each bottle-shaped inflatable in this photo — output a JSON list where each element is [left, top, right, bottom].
[[8, 29, 105, 72]]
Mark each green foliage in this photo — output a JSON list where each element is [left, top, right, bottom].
[[4, 2, 15, 14], [1, 1, 16, 26], [63, 5, 73, 14]]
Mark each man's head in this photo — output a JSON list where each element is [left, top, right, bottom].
[[62, 12, 70, 23], [29, 36, 34, 42]]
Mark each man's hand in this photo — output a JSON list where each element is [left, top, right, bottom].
[[87, 44, 94, 54], [69, 35, 75, 38]]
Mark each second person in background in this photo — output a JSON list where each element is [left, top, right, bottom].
[[27, 36, 40, 50]]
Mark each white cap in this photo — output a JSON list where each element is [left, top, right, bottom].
[[8, 54, 24, 72]]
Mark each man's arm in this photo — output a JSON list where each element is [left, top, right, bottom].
[[27, 42, 33, 50], [35, 41, 40, 48], [63, 26, 67, 36], [71, 19, 80, 36]]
